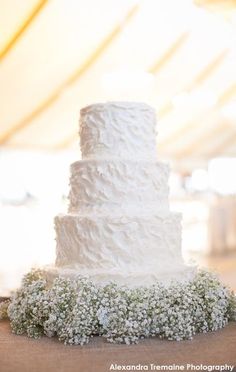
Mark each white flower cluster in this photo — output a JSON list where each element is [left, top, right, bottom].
[[0, 299, 10, 320], [4, 269, 236, 345]]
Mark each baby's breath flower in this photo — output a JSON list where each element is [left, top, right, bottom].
[[2, 268, 235, 345], [0, 300, 10, 320]]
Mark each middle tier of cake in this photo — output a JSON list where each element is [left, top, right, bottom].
[[69, 159, 169, 215], [55, 212, 183, 271]]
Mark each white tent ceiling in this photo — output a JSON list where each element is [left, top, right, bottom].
[[1, 0, 236, 169]]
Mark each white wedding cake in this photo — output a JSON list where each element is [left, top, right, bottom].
[[50, 102, 194, 286]]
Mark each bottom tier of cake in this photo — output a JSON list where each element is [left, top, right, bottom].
[[45, 262, 196, 287]]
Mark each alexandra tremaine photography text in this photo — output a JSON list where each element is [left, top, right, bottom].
[[109, 364, 235, 371]]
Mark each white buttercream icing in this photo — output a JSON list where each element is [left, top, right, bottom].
[[55, 212, 183, 270], [79, 102, 157, 159], [48, 101, 196, 286], [45, 265, 195, 287], [68, 159, 169, 215]]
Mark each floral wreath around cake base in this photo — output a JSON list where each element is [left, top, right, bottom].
[[0, 269, 236, 345]]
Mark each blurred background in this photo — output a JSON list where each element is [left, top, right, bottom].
[[0, 0, 236, 296]]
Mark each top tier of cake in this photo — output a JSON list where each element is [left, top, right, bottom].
[[79, 102, 157, 159]]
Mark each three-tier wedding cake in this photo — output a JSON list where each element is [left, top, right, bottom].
[[9, 102, 234, 345], [50, 101, 194, 286]]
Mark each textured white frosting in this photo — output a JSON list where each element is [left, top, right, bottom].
[[69, 159, 169, 215], [49, 101, 196, 286], [79, 102, 157, 159], [51, 212, 196, 287], [55, 212, 183, 270]]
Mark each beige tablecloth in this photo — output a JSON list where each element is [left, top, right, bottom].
[[0, 320, 235, 372]]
